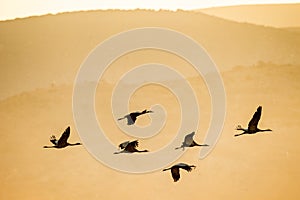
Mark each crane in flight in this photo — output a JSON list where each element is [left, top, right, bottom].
[[114, 140, 149, 154], [118, 109, 153, 125], [43, 126, 81, 148], [163, 163, 196, 182], [235, 106, 272, 137], [175, 131, 208, 150]]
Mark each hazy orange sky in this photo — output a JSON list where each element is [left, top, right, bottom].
[[0, 4, 300, 199]]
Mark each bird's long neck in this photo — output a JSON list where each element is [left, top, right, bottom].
[[141, 109, 147, 114], [163, 168, 172, 171], [140, 109, 152, 115], [136, 149, 148, 153], [258, 128, 272, 132], [136, 111, 147, 117], [195, 143, 209, 147], [68, 142, 81, 146]]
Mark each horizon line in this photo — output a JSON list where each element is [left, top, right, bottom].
[[1, 2, 299, 22]]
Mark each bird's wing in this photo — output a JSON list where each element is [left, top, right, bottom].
[[57, 126, 70, 146], [127, 110, 152, 124], [129, 140, 139, 148], [119, 141, 130, 149], [184, 132, 195, 145], [119, 114, 136, 125], [171, 167, 180, 182], [248, 106, 262, 132], [176, 163, 194, 172], [124, 140, 139, 152], [127, 114, 137, 125]]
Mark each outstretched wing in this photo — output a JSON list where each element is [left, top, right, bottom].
[[123, 140, 139, 152], [129, 140, 139, 148], [118, 114, 136, 125], [176, 163, 194, 172], [57, 126, 70, 147], [119, 141, 130, 149], [128, 113, 138, 125], [183, 132, 195, 146], [248, 106, 262, 132], [171, 167, 180, 182]]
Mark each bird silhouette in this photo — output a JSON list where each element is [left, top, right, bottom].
[[163, 163, 196, 182], [235, 106, 272, 137], [175, 131, 209, 150], [114, 140, 149, 154], [118, 109, 153, 125], [43, 126, 81, 148]]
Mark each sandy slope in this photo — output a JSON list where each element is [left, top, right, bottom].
[[200, 3, 300, 28], [0, 6, 300, 199], [0, 9, 300, 100], [0, 62, 299, 199]]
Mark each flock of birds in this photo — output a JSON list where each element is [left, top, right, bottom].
[[44, 106, 272, 182]]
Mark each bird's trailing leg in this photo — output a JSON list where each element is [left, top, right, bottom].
[[234, 132, 247, 137], [117, 117, 126, 121], [43, 145, 55, 148], [235, 125, 248, 137]]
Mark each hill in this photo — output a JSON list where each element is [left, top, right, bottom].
[[0, 63, 299, 199], [0, 9, 300, 99], [199, 3, 300, 28]]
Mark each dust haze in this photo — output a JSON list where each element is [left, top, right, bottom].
[[0, 4, 299, 199]]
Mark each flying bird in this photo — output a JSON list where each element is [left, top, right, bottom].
[[175, 131, 209, 150], [163, 163, 196, 182], [235, 106, 272, 137], [43, 126, 81, 148], [114, 140, 149, 154], [118, 109, 153, 125]]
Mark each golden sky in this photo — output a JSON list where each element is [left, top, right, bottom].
[[1, 0, 300, 20]]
